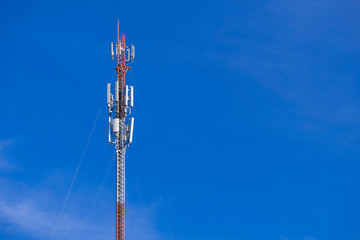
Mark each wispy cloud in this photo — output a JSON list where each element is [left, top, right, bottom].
[[0, 155, 165, 240], [0, 177, 87, 239], [127, 203, 166, 240], [209, 40, 360, 126], [0, 177, 166, 240], [205, 1, 360, 133], [0, 140, 16, 171]]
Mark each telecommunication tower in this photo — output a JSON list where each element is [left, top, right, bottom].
[[107, 20, 135, 240]]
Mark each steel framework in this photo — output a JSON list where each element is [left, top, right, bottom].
[[107, 20, 135, 240]]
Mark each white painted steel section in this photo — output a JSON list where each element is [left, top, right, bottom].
[[116, 118, 126, 204]]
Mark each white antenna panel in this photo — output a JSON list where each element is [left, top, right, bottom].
[[108, 117, 111, 143], [107, 83, 111, 104], [111, 42, 114, 58], [126, 48, 130, 62], [129, 117, 134, 144], [125, 85, 129, 106], [115, 81, 119, 102], [113, 118, 120, 133], [131, 45, 135, 60], [130, 86, 134, 107]]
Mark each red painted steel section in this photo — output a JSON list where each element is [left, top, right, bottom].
[[116, 202, 125, 240]]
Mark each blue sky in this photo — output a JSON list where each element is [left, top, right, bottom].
[[1, 0, 360, 240]]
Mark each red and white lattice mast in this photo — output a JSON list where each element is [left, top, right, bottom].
[[107, 20, 135, 240]]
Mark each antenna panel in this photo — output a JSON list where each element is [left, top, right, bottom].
[[111, 42, 114, 59], [129, 117, 134, 144], [125, 85, 129, 106], [131, 45, 135, 60], [108, 117, 111, 143], [126, 48, 130, 62], [115, 81, 119, 103], [107, 83, 111, 104], [113, 118, 120, 133], [130, 86, 134, 107]]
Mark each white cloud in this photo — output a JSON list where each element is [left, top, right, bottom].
[[0, 177, 165, 240], [127, 204, 166, 240], [0, 140, 166, 240], [0, 178, 84, 239], [206, 2, 360, 129], [0, 140, 15, 171], [0, 194, 56, 236]]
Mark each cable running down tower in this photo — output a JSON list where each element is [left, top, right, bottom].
[[107, 20, 135, 240]]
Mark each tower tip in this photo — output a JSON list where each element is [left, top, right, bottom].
[[117, 19, 120, 41]]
